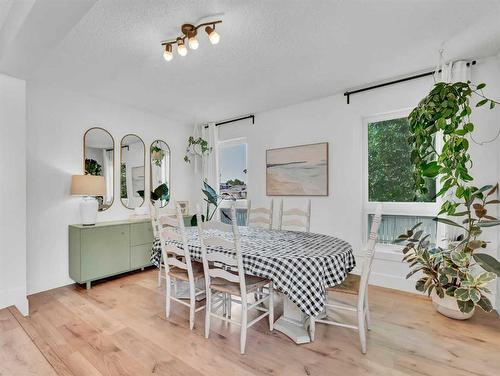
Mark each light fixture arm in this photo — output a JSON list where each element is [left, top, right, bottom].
[[161, 20, 222, 46]]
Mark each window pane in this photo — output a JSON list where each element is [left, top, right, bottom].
[[368, 214, 437, 245], [220, 208, 247, 226], [219, 143, 247, 200], [368, 117, 435, 202]]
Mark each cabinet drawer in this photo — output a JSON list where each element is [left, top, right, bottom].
[[131, 243, 153, 269], [81, 225, 130, 281], [130, 222, 154, 246]]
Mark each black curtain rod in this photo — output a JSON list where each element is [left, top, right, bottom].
[[344, 60, 477, 104], [204, 115, 255, 128]]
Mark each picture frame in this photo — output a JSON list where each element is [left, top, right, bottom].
[[266, 142, 329, 196]]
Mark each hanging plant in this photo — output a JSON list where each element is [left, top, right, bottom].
[[397, 81, 500, 317], [151, 144, 165, 167], [85, 158, 102, 176], [184, 136, 212, 163]]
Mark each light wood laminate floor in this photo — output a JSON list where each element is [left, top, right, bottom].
[[2, 269, 499, 376]]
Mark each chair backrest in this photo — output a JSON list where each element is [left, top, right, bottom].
[[246, 199, 274, 229], [357, 204, 382, 307], [150, 201, 174, 238], [278, 199, 311, 232], [158, 202, 196, 281], [197, 203, 248, 300]]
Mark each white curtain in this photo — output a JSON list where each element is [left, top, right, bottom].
[[201, 122, 219, 190], [102, 149, 113, 204]]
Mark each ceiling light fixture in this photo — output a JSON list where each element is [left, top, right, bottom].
[[163, 44, 173, 61], [161, 20, 221, 62]]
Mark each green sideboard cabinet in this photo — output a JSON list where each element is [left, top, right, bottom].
[[69, 219, 154, 289]]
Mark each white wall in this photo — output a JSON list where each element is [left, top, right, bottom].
[[26, 82, 196, 295], [219, 57, 500, 307], [0, 73, 28, 315]]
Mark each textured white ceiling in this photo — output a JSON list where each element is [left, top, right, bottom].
[[2, 0, 500, 124]]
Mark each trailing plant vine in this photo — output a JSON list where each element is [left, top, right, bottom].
[[184, 136, 212, 163], [398, 81, 500, 314]]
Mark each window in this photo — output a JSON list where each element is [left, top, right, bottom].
[[364, 111, 439, 248], [218, 138, 248, 225]]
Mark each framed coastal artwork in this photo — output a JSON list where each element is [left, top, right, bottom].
[[266, 142, 329, 196]]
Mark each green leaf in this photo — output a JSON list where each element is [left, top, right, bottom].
[[475, 271, 496, 286], [421, 161, 440, 178], [446, 286, 457, 297], [473, 253, 500, 276], [457, 299, 475, 314], [477, 83, 486, 90], [476, 295, 493, 312], [450, 250, 468, 267], [433, 217, 466, 230], [469, 288, 481, 303], [454, 287, 470, 301], [490, 101, 496, 109], [476, 99, 488, 107], [477, 220, 500, 228]]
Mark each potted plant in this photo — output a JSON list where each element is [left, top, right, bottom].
[[184, 136, 212, 163], [190, 181, 231, 226], [85, 158, 102, 176], [397, 81, 500, 319]]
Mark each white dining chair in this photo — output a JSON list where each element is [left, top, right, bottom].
[[197, 203, 274, 354], [278, 199, 311, 232], [309, 204, 382, 354], [160, 202, 206, 330], [246, 199, 274, 229], [151, 202, 176, 287]]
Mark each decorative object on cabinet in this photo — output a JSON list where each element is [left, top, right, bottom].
[[71, 175, 105, 226], [120, 134, 145, 209], [266, 142, 329, 196], [178, 201, 189, 215], [83, 127, 114, 210], [69, 219, 154, 289], [150, 140, 171, 208]]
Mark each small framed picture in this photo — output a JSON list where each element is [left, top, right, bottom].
[[177, 201, 189, 215]]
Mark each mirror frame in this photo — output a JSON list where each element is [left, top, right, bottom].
[[150, 140, 171, 208], [120, 134, 146, 210], [83, 127, 115, 211]]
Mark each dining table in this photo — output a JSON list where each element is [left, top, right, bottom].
[[151, 226, 355, 344]]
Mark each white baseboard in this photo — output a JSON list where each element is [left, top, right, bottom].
[[0, 287, 29, 316]]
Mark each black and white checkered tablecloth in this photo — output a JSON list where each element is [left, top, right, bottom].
[[150, 227, 355, 317]]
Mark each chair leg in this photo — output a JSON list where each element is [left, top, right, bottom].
[[268, 282, 274, 331], [165, 276, 171, 319], [240, 303, 248, 354], [157, 264, 162, 287], [205, 288, 211, 339], [309, 316, 315, 342], [189, 284, 196, 330], [365, 292, 371, 330], [227, 293, 232, 319], [358, 309, 367, 354]]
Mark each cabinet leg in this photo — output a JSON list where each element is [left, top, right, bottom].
[[141, 267, 145, 271], [86, 281, 91, 290]]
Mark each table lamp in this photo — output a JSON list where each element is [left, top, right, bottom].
[[71, 175, 106, 226]]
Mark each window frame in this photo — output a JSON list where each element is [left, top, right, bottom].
[[362, 109, 443, 252], [217, 137, 248, 210]]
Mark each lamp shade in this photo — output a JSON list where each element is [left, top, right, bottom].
[[71, 175, 105, 196]]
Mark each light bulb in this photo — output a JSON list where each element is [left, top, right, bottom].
[[163, 44, 173, 61], [205, 26, 220, 45], [188, 36, 199, 50], [177, 38, 187, 56]]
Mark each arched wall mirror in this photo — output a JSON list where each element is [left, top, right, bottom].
[[120, 134, 145, 209], [150, 140, 171, 208], [83, 127, 114, 211]]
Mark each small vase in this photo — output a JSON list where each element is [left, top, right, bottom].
[[431, 291, 475, 320]]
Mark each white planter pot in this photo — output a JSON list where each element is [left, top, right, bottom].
[[431, 291, 475, 320]]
